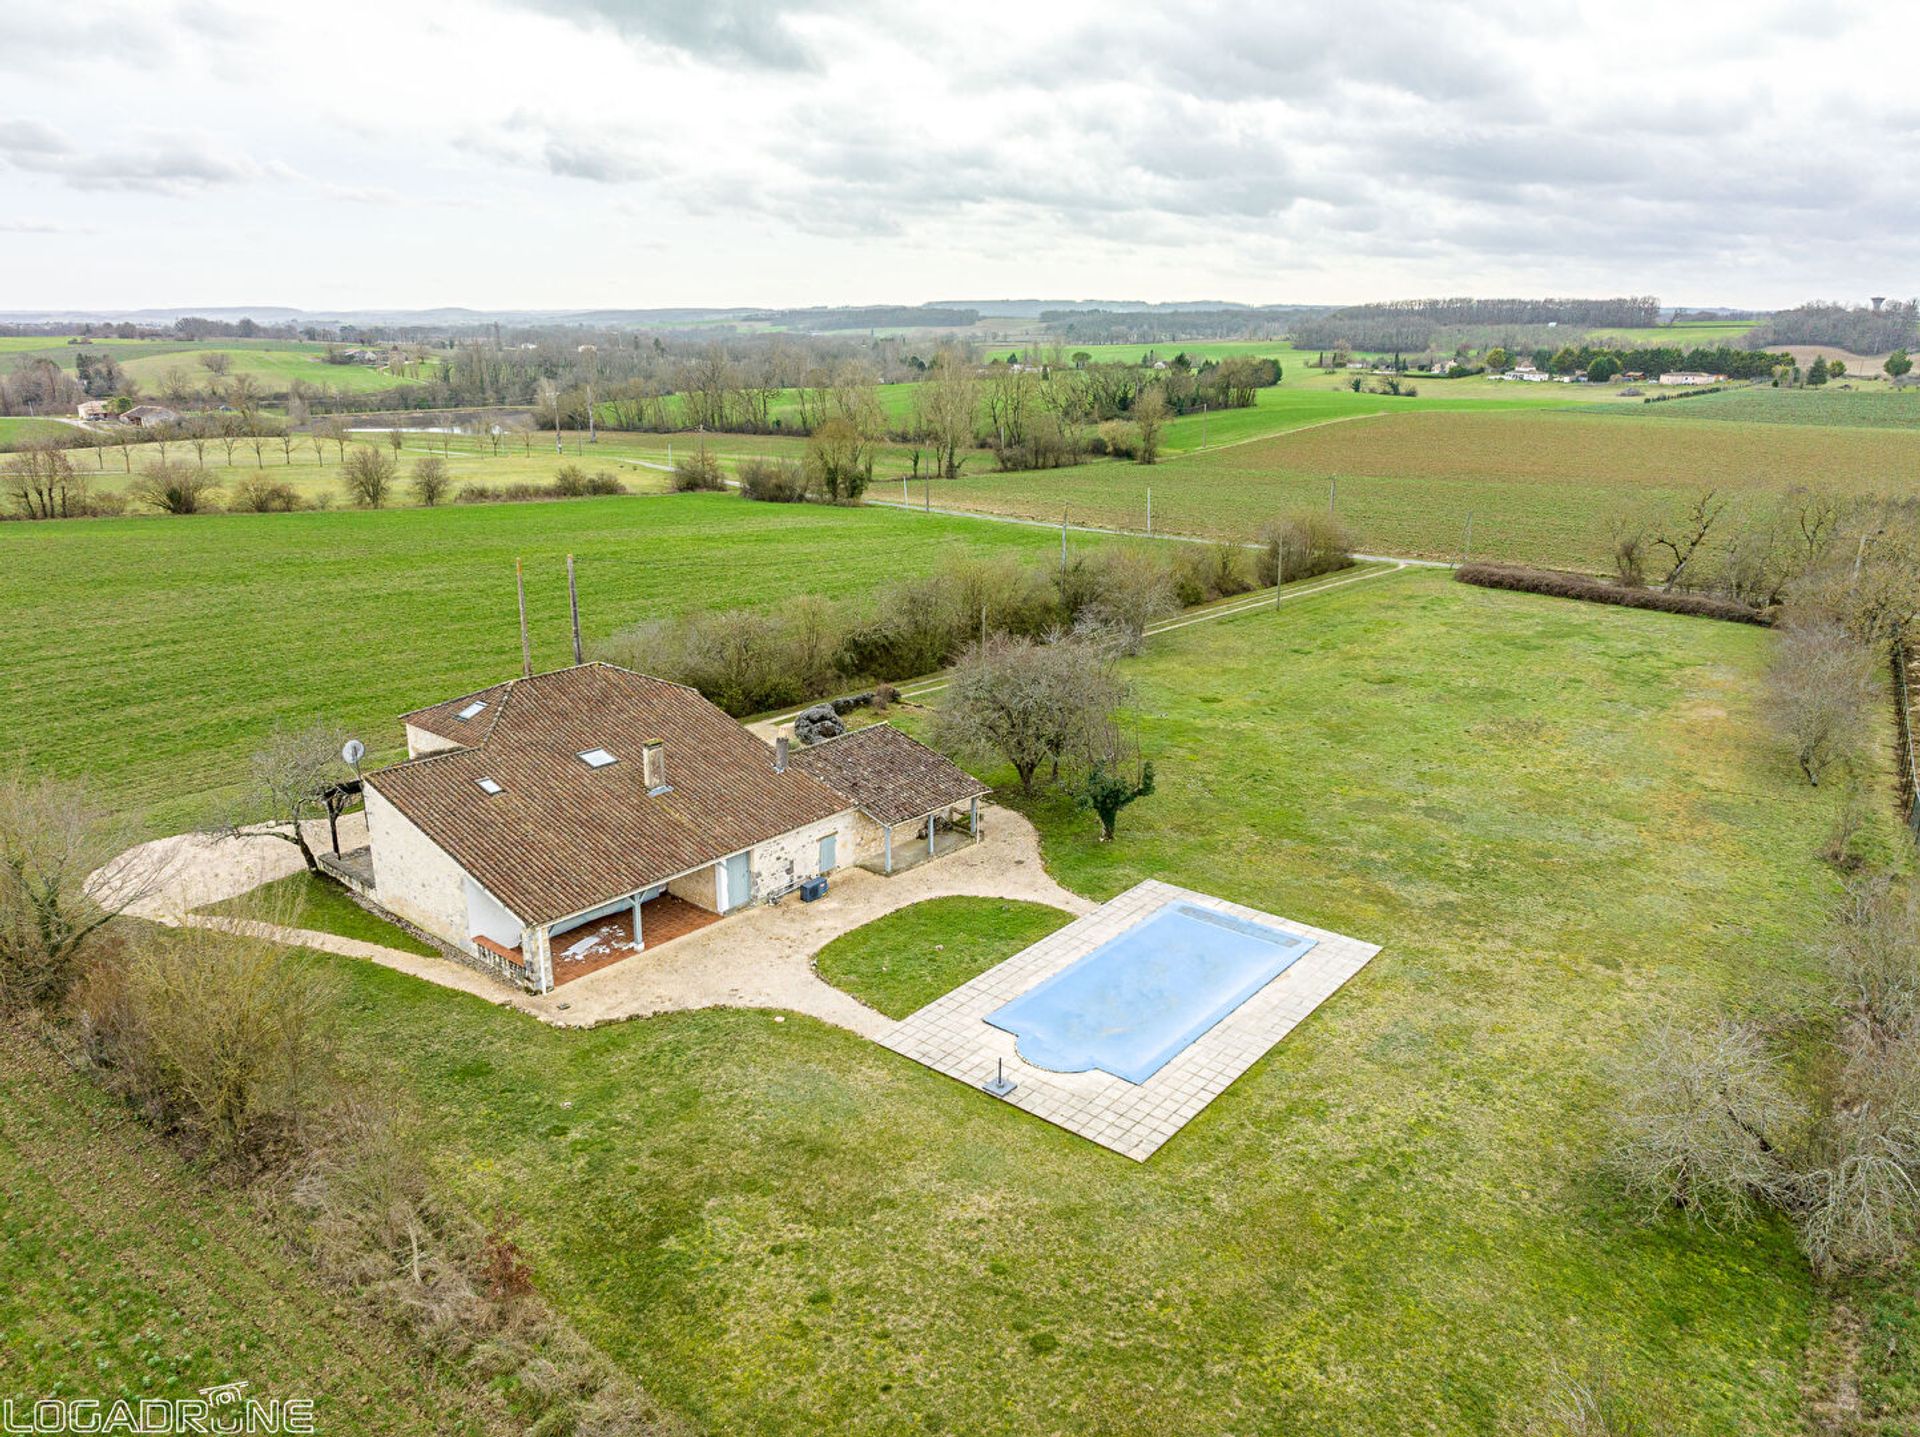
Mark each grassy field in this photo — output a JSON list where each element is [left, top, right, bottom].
[[199, 870, 439, 956], [1580, 320, 1759, 345], [0, 495, 1123, 833], [291, 570, 1863, 1433], [813, 897, 1075, 1018], [934, 406, 1920, 567], [1630, 384, 1920, 428], [0, 335, 429, 395], [0, 414, 75, 446], [0, 1031, 491, 1432]]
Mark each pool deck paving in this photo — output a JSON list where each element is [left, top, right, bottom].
[[876, 879, 1380, 1161]]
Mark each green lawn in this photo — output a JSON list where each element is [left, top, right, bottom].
[[1629, 384, 1920, 428], [296, 569, 1864, 1434], [0, 335, 430, 395], [813, 897, 1075, 1018], [0, 495, 1122, 833], [198, 869, 438, 956], [0, 414, 74, 447], [0, 1031, 490, 1433]]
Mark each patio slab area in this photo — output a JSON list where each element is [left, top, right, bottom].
[[876, 879, 1380, 1162]]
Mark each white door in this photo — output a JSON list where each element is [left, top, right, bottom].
[[817, 833, 837, 874], [721, 850, 752, 911]]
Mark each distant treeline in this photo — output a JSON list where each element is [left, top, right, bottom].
[[1744, 300, 1920, 355], [1040, 306, 1315, 343], [1504, 343, 1788, 380], [1295, 296, 1661, 350], [748, 306, 980, 331]]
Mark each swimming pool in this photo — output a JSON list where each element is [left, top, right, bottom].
[[985, 901, 1317, 1084]]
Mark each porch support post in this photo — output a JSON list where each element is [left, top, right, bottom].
[[632, 892, 645, 952], [927, 812, 935, 858], [970, 797, 979, 839], [883, 824, 893, 874]]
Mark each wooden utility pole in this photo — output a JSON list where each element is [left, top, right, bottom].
[[515, 559, 533, 678], [566, 554, 583, 665], [1329, 477, 1337, 516], [1147, 487, 1152, 536], [1061, 507, 1069, 569], [1461, 511, 1474, 568]]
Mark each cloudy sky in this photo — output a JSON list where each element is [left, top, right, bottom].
[[1, 0, 1911, 312]]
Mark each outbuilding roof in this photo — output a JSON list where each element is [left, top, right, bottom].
[[366, 664, 853, 925], [790, 723, 990, 826]]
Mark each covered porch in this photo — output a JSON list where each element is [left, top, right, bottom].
[[863, 799, 982, 876], [478, 890, 723, 989]]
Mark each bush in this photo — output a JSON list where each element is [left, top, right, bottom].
[[231, 475, 303, 513], [130, 460, 220, 515], [1094, 420, 1141, 460], [672, 445, 726, 492], [77, 923, 338, 1167], [738, 455, 811, 502], [341, 445, 397, 508], [1170, 542, 1256, 606], [1076, 547, 1178, 654], [1258, 511, 1355, 585], [1455, 564, 1774, 624], [1767, 616, 1877, 785], [411, 456, 451, 506]]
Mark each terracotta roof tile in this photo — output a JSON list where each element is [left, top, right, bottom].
[[790, 723, 990, 826], [367, 665, 852, 925]]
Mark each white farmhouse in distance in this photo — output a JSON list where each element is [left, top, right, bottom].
[[1658, 371, 1724, 385]]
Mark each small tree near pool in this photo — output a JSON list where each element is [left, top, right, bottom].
[[1077, 752, 1155, 841], [935, 636, 1122, 796]]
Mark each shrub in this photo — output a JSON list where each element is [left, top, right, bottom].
[[1171, 542, 1256, 605], [738, 455, 811, 502], [411, 456, 451, 506], [803, 419, 871, 502], [341, 445, 397, 508], [1094, 420, 1141, 460], [130, 460, 221, 515], [1455, 564, 1774, 624], [231, 475, 303, 513], [1258, 511, 1354, 585], [1767, 616, 1877, 785], [1077, 546, 1179, 654], [579, 468, 625, 496], [672, 445, 726, 493], [77, 923, 338, 1167]]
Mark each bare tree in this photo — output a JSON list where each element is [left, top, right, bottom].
[[1609, 1019, 1802, 1226], [4, 444, 87, 519], [199, 351, 233, 378], [1132, 385, 1168, 465], [914, 349, 980, 479], [1647, 488, 1727, 590], [1767, 616, 1877, 785], [342, 445, 397, 508], [935, 636, 1124, 795], [231, 723, 349, 873], [129, 460, 221, 515], [410, 455, 451, 507]]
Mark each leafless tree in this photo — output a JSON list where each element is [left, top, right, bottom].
[[342, 445, 397, 507], [914, 349, 980, 479], [1133, 385, 1168, 465], [935, 635, 1125, 795], [1076, 546, 1177, 653], [1609, 1019, 1802, 1227], [1767, 616, 1877, 785], [1647, 488, 1727, 590], [410, 455, 451, 507], [199, 351, 233, 378], [4, 444, 87, 519], [230, 723, 350, 873]]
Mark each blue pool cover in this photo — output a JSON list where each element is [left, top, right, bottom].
[[985, 902, 1316, 1084]]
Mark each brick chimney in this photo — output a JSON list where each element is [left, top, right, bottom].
[[642, 739, 666, 790], [774, 726, 791, 774]]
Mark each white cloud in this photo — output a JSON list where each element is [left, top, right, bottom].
[[0, 0, 1914, 308]]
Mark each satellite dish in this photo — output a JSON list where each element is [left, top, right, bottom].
[[341, 738, 365, 766]]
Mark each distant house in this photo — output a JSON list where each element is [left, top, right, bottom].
[[75, 400, 111, 420], [352, 663, 989, 993], [1507, 365, 1549, 382], [120, 404, 180, 427], [1658, 371, 1723, 385]]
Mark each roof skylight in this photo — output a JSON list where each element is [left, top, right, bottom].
[[578, 747, 618, 768], [475, 777, 504, 795], [455, 700, 488, 721]]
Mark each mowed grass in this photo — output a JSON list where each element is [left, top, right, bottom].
[[0, 495, 1121, 832], [936, 406, 1920, 568], [307, 571, 1853, 1434], [0, 1032, 490, 1432], [814, 896, 1076, 1018], [199, 870, 438, 956], [0, 336, 428, 394]]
